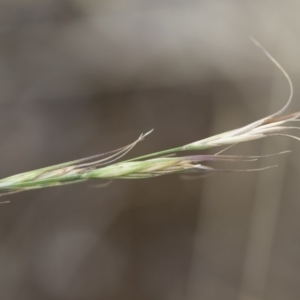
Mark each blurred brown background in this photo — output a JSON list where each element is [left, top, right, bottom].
[[0, 1, 300, 299]]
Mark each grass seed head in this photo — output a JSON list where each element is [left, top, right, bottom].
[[0, 38, 299, 197]]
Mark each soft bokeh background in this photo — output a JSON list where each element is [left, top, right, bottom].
[[0, 1, 300, 299]]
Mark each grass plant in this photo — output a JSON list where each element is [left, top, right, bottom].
[[1, 38, 299, 197]]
